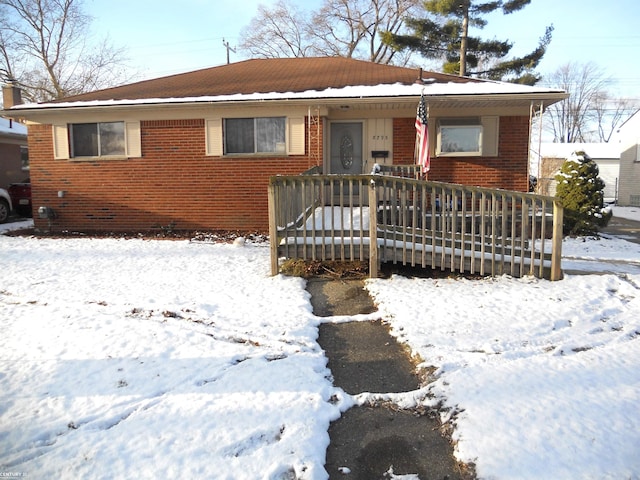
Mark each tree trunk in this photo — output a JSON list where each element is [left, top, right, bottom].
[[459, 4, 469, 76]]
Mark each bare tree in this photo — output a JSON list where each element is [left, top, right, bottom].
[[543, 62, 637, 143], [239, 0, 311, 59], [239, 0, 420, 65], [592, 92, 635, 142], [309, 0, 419, 64], [0, 0, 130, 102]]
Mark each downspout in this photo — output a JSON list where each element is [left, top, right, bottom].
[[537, 101, 544, 193], [317, 107, 321, 169], [528, 101, 534, 191], [308, 106, 311, 169], [528, 100, 545, 193]]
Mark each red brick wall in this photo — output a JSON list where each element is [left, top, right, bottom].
[[393, 116, 530, 191], [29, 115, 527, 233], [29, 119, 323, 233], [392, 118, 416, 165]]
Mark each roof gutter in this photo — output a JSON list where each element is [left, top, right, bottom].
[[2, 91, 568, 119], [0, 130, 28, 140]]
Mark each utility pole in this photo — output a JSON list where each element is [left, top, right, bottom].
[[222, 38, 236, 65]]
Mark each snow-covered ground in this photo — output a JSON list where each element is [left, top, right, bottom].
[[561, 205, 640, 275], [1, 209, 639, 479]]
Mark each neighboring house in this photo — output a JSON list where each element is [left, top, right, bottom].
[[537, 108, 640, 207], [538, 143, 620, 202], [0, 116, 28, 190], [611, 110, 640, 206], [2, 57, 567, 233]]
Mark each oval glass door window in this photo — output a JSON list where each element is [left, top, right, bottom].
[[340, 134, 353, 169]]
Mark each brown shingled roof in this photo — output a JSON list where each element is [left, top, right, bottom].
[[55, 57, 474, 103]]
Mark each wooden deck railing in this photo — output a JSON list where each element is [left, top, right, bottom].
[[268, 167, 563, 280]]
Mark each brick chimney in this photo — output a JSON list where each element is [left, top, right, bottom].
[[2, 80, 23, 109]]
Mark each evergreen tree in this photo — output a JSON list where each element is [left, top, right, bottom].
[[383, 0, 552, 84], [554, 152, 609, 236]]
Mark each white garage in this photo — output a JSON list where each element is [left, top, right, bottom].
[[538, 143, 619, 202]]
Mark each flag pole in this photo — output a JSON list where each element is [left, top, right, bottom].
[[424, 100, 430, 180], [414, 125, 420, 175], [414, 86, 425, 178]]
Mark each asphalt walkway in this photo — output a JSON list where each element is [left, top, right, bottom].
[[601, 215, 640, 245], [308, 278, 471, 480]]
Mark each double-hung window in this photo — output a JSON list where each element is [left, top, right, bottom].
[[70, 122, 126, 157], [224, 117, 286, 154]]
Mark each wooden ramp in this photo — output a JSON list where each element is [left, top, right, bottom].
[[269, 167, 563, 280]]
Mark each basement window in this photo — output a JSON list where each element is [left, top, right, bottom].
[[70, 122, 125, 157], [436, 118, 483, 156], [224, 117, 286, 154]]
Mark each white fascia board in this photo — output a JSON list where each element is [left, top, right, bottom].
[[6, 82, 568, 112]]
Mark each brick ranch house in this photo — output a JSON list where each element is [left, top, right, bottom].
[[3, 57, 567, 233]]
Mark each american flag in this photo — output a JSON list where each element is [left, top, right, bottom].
[[415, 94, 430, 174]]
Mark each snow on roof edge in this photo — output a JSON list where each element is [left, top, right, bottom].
[[540, 142, 620, 159], [0, 117, 28, 135], [9, 82, 567, 111]]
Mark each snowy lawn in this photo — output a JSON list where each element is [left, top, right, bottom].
[[1, 208, 640, 479], [0, 230, 340, 479]]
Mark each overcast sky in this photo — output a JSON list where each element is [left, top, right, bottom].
[[88, 0, 640, 100]]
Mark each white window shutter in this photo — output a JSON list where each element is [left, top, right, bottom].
[[288, 117, 305, 155], [125, 121, 142, 157], [206, 118, 223, 156], [52, 124, 69, 159], [482, 116, 499, 157]]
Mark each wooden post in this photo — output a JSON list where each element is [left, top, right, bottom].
[[550, 199, 564, 281], [267, 181, 279, 276], [368, 177, 379, 278]]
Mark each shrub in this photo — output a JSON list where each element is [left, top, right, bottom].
[[555, 151, 609, 236]]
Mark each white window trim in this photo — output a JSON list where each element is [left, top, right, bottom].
[[206, 118, 223, 156], [288, 116, 305, 155], [52, 124, 70, 160], [125, 121, 141, 157]]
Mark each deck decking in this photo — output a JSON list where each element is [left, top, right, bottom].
[[268, 166, 563, 280]]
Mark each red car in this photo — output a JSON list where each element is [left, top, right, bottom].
[[8, 178, 32, 218]]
